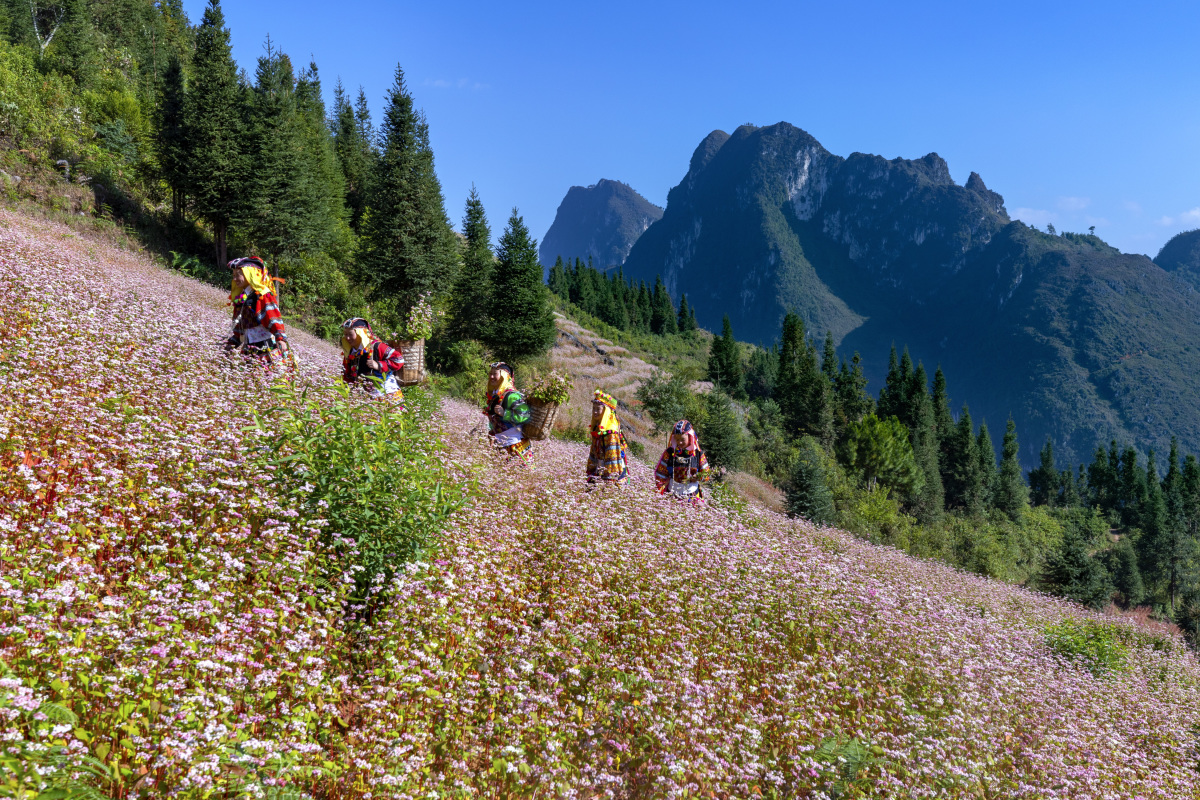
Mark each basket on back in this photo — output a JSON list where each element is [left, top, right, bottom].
[[523, 398, 560, 441], [522, 370, 572, 441], [391, 338, 426, 385]]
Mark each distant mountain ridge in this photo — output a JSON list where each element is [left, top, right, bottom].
[[611, 122, 1200, 468], [539, 179, 662, 273]]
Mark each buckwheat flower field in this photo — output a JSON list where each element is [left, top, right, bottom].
[[2, 210, 1199, 798]]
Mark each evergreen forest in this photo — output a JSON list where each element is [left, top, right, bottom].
[[0, 0, 555, 357]]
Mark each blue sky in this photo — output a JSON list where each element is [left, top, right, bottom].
[[183, 0, 1200, 257]]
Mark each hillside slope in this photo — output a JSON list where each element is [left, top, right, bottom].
[[3, 210, 1200, 797]]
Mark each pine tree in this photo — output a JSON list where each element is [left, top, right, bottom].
[[1087, 444, 1113, 512], [1060, 467, 1080, 508], [745, 345, 778, 400], [636, 282, 652, 333], [774, 312, 831, 443], [976, 422, 996, 510], [908, 371, 944, 523], [699, 390, 745, 471], [931, 366, 955, 491], [946, 406, 984, 515], [447, 186, 493, 342], [156, 54, 188, 219], [650, 275, 677, 334], [359, 64, 457, 306], [568, 259, 594, 312], [1029, 438, 1060, 507], [186, 0, 247, 267], [42, 0, 99, 89], [484, 209, 556, 362], [1102, 537, 1144, 607], [1043, 521, 1113, 609], [1119, 447, 1146, 528], [786, 437, 834, 525], [834, 353, 873, 430], [994, 419, 1028, 522], [707, 315, 744, 397], [331, 81, 376, 229], [837, 414, 924, 496], [1146, 441, 1195, 613], [677, 294, 693, 332], [821, 331, 837, 384], [547, 255, 570, 300], [247, 47, 346, 259], [876, 346, 904, 422]]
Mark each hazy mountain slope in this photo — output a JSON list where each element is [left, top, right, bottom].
[[538, 179, 663, 272], [619, 122, 1200, 467]]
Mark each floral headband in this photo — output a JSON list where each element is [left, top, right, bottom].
[[592, 389, 618, 410]]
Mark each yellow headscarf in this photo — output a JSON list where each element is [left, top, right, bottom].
[[487, 368, 515, 401], [230, 264, 276, 301], [342, 326, 376, 359], [592, 389, 620, 436]]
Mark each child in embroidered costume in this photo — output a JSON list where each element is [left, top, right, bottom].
[[654, 419, 712, 503], [484, 362, 533, 458], [587, 389, 629, 485], [225, 256, 292, 370], [341, 318, 405, 402]]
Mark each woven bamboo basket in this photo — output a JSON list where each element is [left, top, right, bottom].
[[393, 338, 425, 385], [524, 398, 560, 441]]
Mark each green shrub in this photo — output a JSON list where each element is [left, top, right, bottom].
[[636, 369, 706, 435], [786, 436, 834, 525], [428, 339, 490, 402], [0, 42, 87, 158], [250, 383, 471, 606], [1044, 618, 1130, 677]]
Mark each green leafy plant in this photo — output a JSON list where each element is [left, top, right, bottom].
[[525, 369, 572, 405], [1043, 618, 1131, 677], [249, 383, 472, 606]]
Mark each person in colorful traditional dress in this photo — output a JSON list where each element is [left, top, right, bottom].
[[586, 389, 629, 486], [341, 318, 405, 402], [484, 362, 533, 458], [225, 256, 292, 370], [654, 419, 713, 503]]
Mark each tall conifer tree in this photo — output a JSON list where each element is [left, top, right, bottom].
[[359, 64, 457, 306], [977, 422, 997, 510], [708, 315, 744, 398], [907, 363, 943, 523], [447, 186, 493, 343], [332, 81, 376, 230], [994, 419, 1029, 522], [156, 54, 188, 218], [187, 0, 246, 267], [484, 209, 556, 362], [946, 406, 984, 514]]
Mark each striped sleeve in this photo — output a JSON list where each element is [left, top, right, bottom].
[[255, 293, 287, 339], [376, 342, 405, 374]]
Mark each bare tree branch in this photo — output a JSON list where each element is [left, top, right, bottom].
[[29, 1, 66, 56]]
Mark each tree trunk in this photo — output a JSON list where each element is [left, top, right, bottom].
[[216, 222, 227, 270]]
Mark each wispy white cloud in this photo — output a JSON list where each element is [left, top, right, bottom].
[[424, 77, 490, 90], [1012, 207, 1055, 228], [1157, 207, 1200, 228], [1056, 196, 1090, 211], [1123, 200, 1143, 214]]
